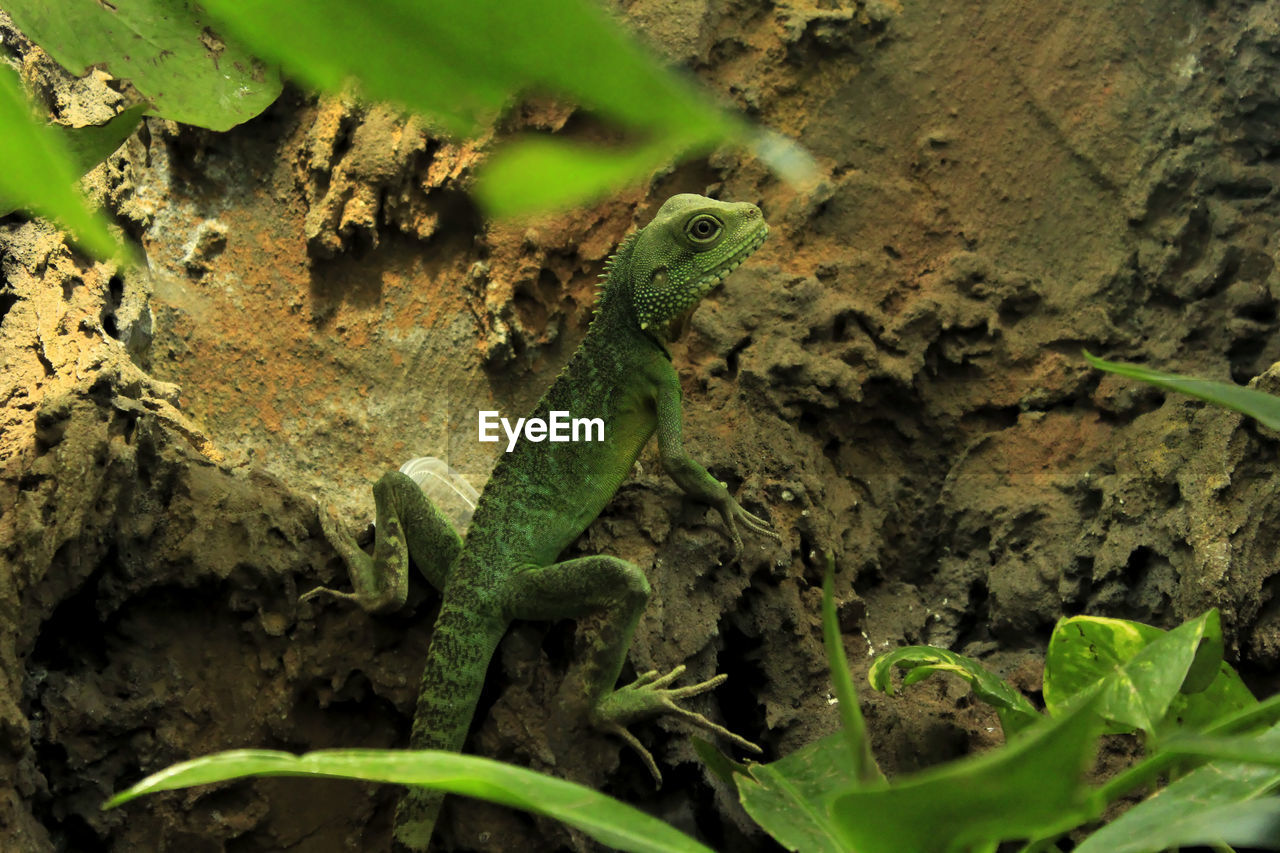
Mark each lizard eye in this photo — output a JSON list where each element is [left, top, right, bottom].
[[685, 214, 722, 244]]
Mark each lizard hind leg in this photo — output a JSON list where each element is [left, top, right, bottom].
[[304, 470, 463, 613], [503, 554, 759, 785]]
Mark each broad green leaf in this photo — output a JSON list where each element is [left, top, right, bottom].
[[1165, 659, 1256, 732], [59, 104, 150, 176], [1160, 732, 1280, 768], [1043, 611, 1245, 735], [103, 748, 711, 853], [1085, 351, 1280, 431], [199, 0, 738, 138], [6, 0, 281, 131], [196, 0, 745, 215], [826, 694, 1103, 853], [1206, 692, 1280, 738], [0, 65, 121, 259], [735, 731, 861, 853], [1081, 801, 1280, 853], [1077, 726, 1280, 853], [868, 646, 1041, 737], [0, 104, 147, 217]]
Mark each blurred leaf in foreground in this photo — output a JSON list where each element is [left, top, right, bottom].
[[197, 0, 803, 215], [0, 64, 122, 259], [1077, 725, 1280, 853], [828, 694, 1103, 853], [5, 0, 282, 131], [102, 748, 712, 853], [0, 104, 147, 217]]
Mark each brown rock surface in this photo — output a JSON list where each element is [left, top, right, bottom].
[[3, 0, 1280, 850]]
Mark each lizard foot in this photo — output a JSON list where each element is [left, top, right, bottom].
[[716, 495, 783, 562], [593, 665, 761, 786], [303, 499, 406, 613]]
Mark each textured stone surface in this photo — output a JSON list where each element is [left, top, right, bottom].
[[3, 0, 1280, 850]]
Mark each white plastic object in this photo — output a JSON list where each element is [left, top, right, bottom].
[[399, 456, 479, 534]]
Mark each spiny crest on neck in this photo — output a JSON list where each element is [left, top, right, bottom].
[[586, 231, 640, 328], [596, 231, 640, 291]]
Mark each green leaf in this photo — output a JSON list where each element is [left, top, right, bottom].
[[476, 137, 695, 219], [1160, 732, 1280, 767], [59, 104, 150, 176], [691, 736, 747, 787], [868, 645, 1042, 737], [103, 748, 711, 853], [199, 0, 737, 137], [735, 731, 862, 853], [6, 0, 281, 131], [1084, 351, 1280, 431], [1043, 611, 1248, 735], [196, 0, 746, 215], [725, 556, 880, 853], [822, 552, 880, 784], [0, 104, 147, 217], [1166, 658, 1257, 732], [1082, 801, 1280, 853], [1077, 726, 1280, 853], [0, 65, 121, 259], [826, 694, 1103, 853]]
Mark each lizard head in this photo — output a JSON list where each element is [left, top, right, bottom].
[[627, 193, 769, 341]]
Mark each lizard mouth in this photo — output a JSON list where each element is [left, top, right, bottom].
[[667, 223, 769, 341]]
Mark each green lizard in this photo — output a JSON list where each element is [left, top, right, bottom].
[[304, 193, 780, 850]]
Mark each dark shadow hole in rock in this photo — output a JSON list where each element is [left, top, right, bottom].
[[33, 781, 101, 852], [1078, 485, 1104, 518], [100, 274, 126, 339], [832, 312, 849, 343], [798, 532, 817, 574], [0, 290, 16, 328], [656, 759, 735, 852], [101, 308, 120, 340], [1121, 546, 1155, 604], [1237, 298, 1279, 326], [1063, 556, 1095, 616], [29, 556, 113, 673], [725, 335, 751, 380], [951, 578, 989, 650], [716, 620, 768, 751], [1229, 333, 1271, 384]]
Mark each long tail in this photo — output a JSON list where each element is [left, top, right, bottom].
[[394, 590, 506, 850]]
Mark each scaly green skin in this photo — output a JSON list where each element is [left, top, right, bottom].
[[304, 194, 779, 850]]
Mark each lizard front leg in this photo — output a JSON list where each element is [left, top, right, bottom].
[[304, 470, 462, 613], [504, 555, 759, 783], [654, 369, 781, 558]]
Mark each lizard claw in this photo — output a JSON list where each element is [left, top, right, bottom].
[[300, 585, 361, 606], [593, 665, 762, 786], [717, 497, 782, 562]]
